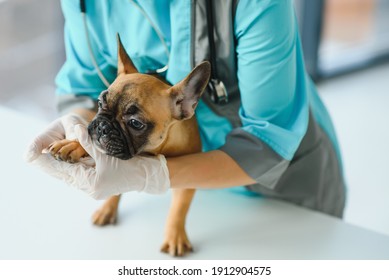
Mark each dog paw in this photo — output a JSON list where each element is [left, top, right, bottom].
[[92, 204, 118, 226], [160, 227, 193, 257], [48, 139, 87, 163]]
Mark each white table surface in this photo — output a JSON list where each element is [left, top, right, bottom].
[[1, 106, 389, 260]]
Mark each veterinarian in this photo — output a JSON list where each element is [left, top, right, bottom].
[[26, 0, 346, 217]]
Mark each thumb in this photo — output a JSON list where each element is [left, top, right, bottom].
[[74, 124, 99, 159]]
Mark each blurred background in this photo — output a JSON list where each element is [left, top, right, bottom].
[[0, 0, 388, 236]]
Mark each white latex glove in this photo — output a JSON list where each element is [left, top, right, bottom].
[[28, 125, 170, 199], [24, 114, 88, 163]]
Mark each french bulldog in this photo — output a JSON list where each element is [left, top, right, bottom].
[[48, 35, 211, 256]]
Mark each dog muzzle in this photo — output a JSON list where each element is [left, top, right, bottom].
[[88, 116, 132, 160]]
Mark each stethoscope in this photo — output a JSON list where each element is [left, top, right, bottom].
[[80, 0, 228, 104]]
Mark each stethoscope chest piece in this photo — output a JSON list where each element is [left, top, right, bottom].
[[208, 78, 228, 104]]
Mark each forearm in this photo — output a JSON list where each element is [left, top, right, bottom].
[[167, 150, 256, 189]]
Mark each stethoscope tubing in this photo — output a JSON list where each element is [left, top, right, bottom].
[[80, 0, 169, 88]]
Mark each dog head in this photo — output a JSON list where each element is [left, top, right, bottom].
[[87, 35, 210, 160]]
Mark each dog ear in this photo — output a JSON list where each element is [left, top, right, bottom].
[[168, 61, 211, 120], [117, 33, 138, 75]]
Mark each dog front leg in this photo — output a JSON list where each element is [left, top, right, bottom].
[[160, 188, 195, 257]]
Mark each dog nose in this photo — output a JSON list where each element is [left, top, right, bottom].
[[97, 121, 112, 136]]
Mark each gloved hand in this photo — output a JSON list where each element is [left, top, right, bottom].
[[24, 113, 88, 163], [27, 124, 170, 199]]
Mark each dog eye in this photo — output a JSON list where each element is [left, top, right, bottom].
[[97, 100, 103, 108], [128, 119, 145, 130]]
